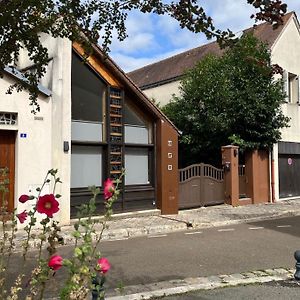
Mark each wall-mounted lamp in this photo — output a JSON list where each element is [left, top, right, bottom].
[[223, 162, 231, 172], [63, 141, 69, 152]]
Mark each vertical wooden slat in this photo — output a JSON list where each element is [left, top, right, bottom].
[[0, 130, 15, 213]]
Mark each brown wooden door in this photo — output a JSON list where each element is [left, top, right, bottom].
[[0, 130, 15, 212]]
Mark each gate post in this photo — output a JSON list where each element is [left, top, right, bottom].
[[221, 145, 239, 206], [156, 120, 179, 214], [245, 150, 270, 204]]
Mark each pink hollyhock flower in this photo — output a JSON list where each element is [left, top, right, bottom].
[[104, 178, 115, 200], [19, 194, 30, 203], [48, 255, 63, 271], [16, 210, 28, 224], [97, 257, 111, 274], [36, 194, 59, 218]]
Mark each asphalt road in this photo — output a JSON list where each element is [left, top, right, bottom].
[[101, 215, 300, 291], [6, 215, 300, 298], [151, 280, 300, 300]]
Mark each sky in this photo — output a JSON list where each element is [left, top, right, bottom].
[[109, 0, 300, 73]]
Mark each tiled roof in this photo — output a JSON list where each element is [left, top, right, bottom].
[[128, 12, 294, 88]]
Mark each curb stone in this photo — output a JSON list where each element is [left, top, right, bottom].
[[106, 268, 294, 300]]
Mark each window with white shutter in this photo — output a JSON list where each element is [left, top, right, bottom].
[[283, 71, 299, 104]]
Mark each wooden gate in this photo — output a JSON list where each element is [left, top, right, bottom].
[[179, 163, 224, 209]]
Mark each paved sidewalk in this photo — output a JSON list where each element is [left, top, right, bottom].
[[14, 198, 300, 248], [61, 198, 300, 242]]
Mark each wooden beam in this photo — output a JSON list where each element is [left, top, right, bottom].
[[72, 42, 122, 88]]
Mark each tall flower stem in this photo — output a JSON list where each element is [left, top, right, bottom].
[[0, 170, 9, 298], [91, 171, 124, 258], [38, 220, 48, 261], [22, 170, 51, 261]]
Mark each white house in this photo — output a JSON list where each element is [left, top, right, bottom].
[[0, 35, 180, 227], [128, 12, 300, 202]]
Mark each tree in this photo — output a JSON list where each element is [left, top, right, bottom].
[[0, 0, 288, 111], [163, 34, 290, 167]]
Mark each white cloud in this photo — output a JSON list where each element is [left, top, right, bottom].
[[124, 11, 154, 34], [110, 1, 300, 72], [203, 0, 255, 31], [156, 15, 203, 49], [112, 32, 157, 54]]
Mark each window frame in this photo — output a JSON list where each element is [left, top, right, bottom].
[[123, 99, 155, 188], [70, 142, 107, 191], [71, 50, 110, 192], [71, 51, 107, 124], [283, 70, 300, 104], [124, 144, 155, 188]]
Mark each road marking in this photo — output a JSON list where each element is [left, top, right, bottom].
[[218, 228, 235, 232], [148, 234, 167, 238], [277, 225, 291, 228], [106, 238, 129, 242], [185, 231, 202, 235], [249, 227, 264, 230]]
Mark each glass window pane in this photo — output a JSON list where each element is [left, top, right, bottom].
[[71, 145, 102, 188], [71, 121, 103, 142], [72, 53, 106, 122], [125, 125, 149, 144], [124, 103, 146, 126], [125, 148, 149, 185]]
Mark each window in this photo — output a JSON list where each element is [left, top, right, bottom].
[[0, 112, 17, 125], [125, 148, 150, 185], [71, 52, 106, 122], [123, 101, 154, 186], [124, 103, 145, 126], [124, 102, 152, 144], [283, 71, 299, 104], [71, 52, 106, 189], [71, 145, 103, 188], [71, 121, 103, 142]]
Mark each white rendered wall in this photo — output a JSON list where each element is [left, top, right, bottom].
[[271, 16, 300, 200], [0, 74, 52, 226], [48, 37, 72, 225], [142, 80, 181, 107], [14, 35, 72, 225]]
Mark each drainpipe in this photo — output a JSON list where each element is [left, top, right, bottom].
[[270, 148, 275, 203]]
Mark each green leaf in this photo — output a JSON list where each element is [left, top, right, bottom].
[[72, 231, 81, 239], [62, 259, 72, 267], [74, 247, 82, 258]]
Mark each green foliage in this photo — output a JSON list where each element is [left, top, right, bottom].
[[0, 168, 124, 299], [0, 0, 288, 112], [163, 34, 290, 166]]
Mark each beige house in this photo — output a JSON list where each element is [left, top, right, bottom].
[[128, 12, 300, 202]]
